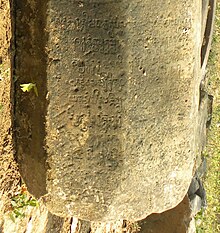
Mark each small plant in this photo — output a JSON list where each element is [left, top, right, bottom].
[[9, 186, 38, 222], [0, 104, 3, 112], [20, 83, 38, 96]]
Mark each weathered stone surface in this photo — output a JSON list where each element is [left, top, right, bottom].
[[188, 167, 207, 213], [190, 194, 202, 216], [15, 0, 203, 221], [187, 218, 196, 233]]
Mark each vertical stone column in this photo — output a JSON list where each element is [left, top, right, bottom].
[[15, 0, 201, 222]]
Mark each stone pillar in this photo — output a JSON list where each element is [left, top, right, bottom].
[[15, 0, 202, 221]]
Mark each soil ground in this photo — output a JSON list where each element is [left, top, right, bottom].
[[0, 0, 21, 223]]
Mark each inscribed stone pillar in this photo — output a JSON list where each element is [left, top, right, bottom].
[[15, 0, 202, 221]]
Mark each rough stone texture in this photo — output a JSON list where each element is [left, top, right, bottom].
[[15, 0, 203, 221], [187, 218, 196, 233], [190, 194, 202, 216]]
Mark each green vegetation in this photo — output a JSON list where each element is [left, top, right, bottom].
[[9, 187, 38, 222], [196, 2, 220, 232], [20, 83, 38, 96]]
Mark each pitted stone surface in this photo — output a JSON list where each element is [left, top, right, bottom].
[[15, 0, 202, 221]]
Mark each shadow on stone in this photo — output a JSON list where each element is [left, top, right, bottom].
[[14, 0, 48, 198], [137, 195, 191, 233]]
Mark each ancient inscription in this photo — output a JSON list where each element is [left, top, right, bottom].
[[47, 1, 126, 189], [74, 37, 120, 54], [72, 0, 122, 3], [42, 0, 201, 221], [74, 11, 125, 36], [64, 5, 126, 135]]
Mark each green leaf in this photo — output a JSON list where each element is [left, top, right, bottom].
[[11, 200, 17, 207], [20, 193, 27, 200], [20, 83, 35, 92], [20, 83, 38, 96], [28, 199, 38, 206], [9, 213, 16, 222], [0, 104, 3, 112], [14, 209, 24, 218]]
